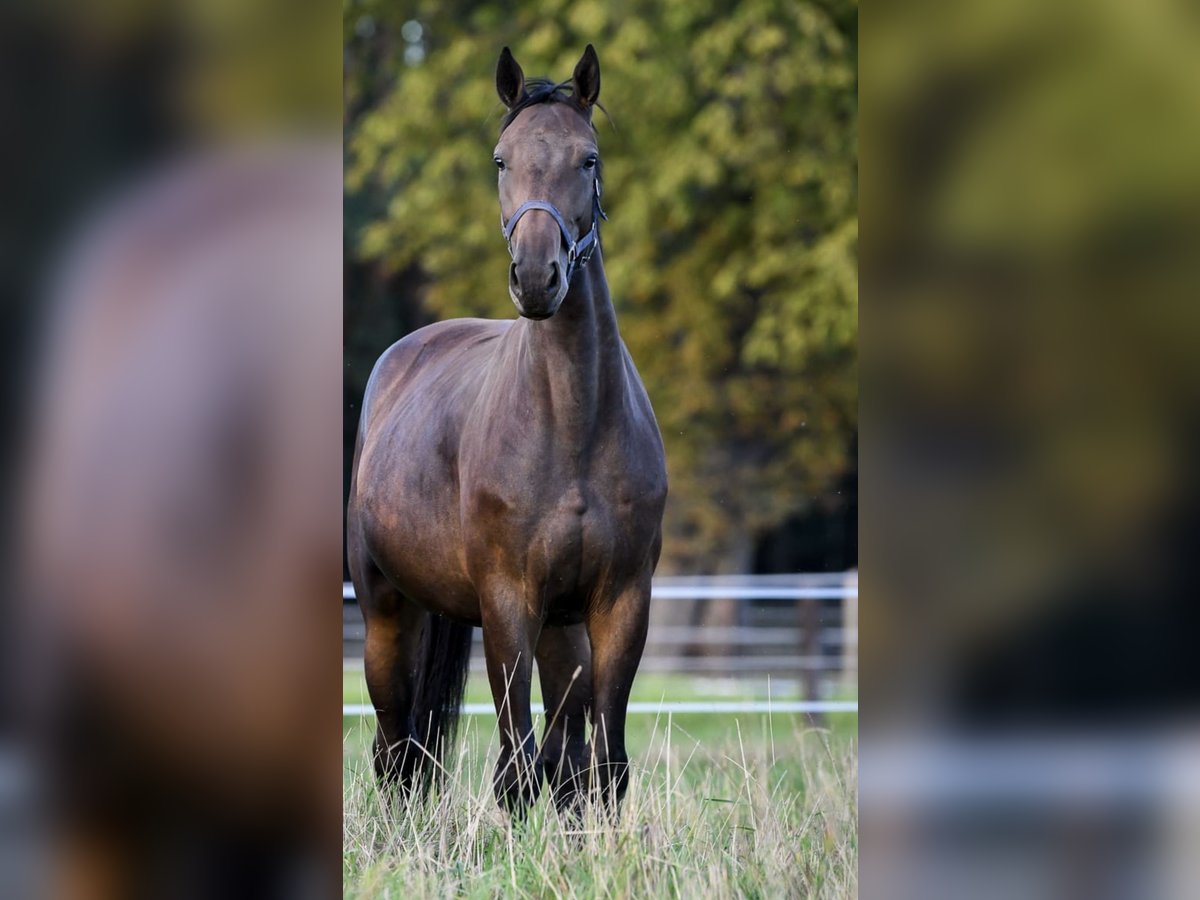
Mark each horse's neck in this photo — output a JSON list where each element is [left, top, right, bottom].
[[518, 250, 623, 449]]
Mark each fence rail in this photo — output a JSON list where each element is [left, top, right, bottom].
[[342, 700, 858, 717], [342, 572, 858, 716], [342, 579, 856, 602]]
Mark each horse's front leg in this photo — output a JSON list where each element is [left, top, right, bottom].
[[586, 577, 651, 814], [480, 590, 543, 815], [536, 623, 593, 814]]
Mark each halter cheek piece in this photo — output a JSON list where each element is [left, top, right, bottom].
[[500, 180, 608, 283]]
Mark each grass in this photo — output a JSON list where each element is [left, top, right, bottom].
[[343, 672, 857, 898]]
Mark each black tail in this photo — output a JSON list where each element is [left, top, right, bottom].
[[412, 614, 473, 771]]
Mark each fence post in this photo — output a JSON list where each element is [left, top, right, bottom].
[[842, 570, 858, 697], [800, 588, 824, 726]]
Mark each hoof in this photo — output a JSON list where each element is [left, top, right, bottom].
[[493, 751, 542, 816], [373, 732, 431, 797]]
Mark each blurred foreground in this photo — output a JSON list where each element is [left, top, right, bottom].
[[2, 3, 341, 899], [863, 0, 1200, 897]]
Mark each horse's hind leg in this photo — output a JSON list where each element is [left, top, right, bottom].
[[536, 624, 593, 813], [353, 559, 428, 791], [586, 578, 652, 813]]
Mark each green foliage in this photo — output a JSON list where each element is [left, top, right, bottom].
[[344, 0, 857, 569]]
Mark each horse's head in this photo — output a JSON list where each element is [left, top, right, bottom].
[[494, 45, 604, 319]]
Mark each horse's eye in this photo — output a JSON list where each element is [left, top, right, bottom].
[[494, 156, 505, 170], [583, 155, 598, 170]]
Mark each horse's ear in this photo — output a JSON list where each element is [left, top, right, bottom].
[[496, 46, 526, 109], [572, 44, 601, 110]]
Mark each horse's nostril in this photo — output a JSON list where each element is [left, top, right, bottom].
[[509, 263, 521, 297], [545, 264, 559, 292]]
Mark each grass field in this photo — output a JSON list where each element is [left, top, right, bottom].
[[343, 670, 857, 898]]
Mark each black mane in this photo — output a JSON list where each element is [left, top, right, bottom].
[[499, 77, 606, 135]]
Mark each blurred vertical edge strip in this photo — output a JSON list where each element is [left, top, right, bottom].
[[863, 0, 1200, 897], [1, 1, 342, 898]]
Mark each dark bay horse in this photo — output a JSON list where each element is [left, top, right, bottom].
[[346, 45, 667, 815]]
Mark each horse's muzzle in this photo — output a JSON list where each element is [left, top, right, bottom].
[[509, 259, 565, 319]]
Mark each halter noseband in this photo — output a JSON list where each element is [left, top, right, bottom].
[[500, 180, 608, 282]]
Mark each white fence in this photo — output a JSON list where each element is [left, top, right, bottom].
[[343, 572, 858, 716], [343, 700, 858, 716], [342, 574, 857, 602]]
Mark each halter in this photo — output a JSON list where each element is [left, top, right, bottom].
[[500, 179, 608, 283]]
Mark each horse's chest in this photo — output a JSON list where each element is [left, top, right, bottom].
[[465, 470, 656, 590], [538, 483, 648, 596], [541, 481, 625, 549]]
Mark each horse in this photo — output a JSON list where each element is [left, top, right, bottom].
[[346, 44, 667, 816]]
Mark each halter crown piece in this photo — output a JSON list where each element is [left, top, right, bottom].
[[501, 179, 608, 283]]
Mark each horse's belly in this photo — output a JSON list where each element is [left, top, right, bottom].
[[355, 455, 479, 623]]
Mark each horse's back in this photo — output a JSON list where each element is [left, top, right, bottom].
[[361, 317, 510, 425]]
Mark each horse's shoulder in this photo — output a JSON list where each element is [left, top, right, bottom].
[[364, 317, 511, 412], [386, 317, 508, 364]]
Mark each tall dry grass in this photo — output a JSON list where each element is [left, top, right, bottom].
[[343, 711, 857, 898]]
